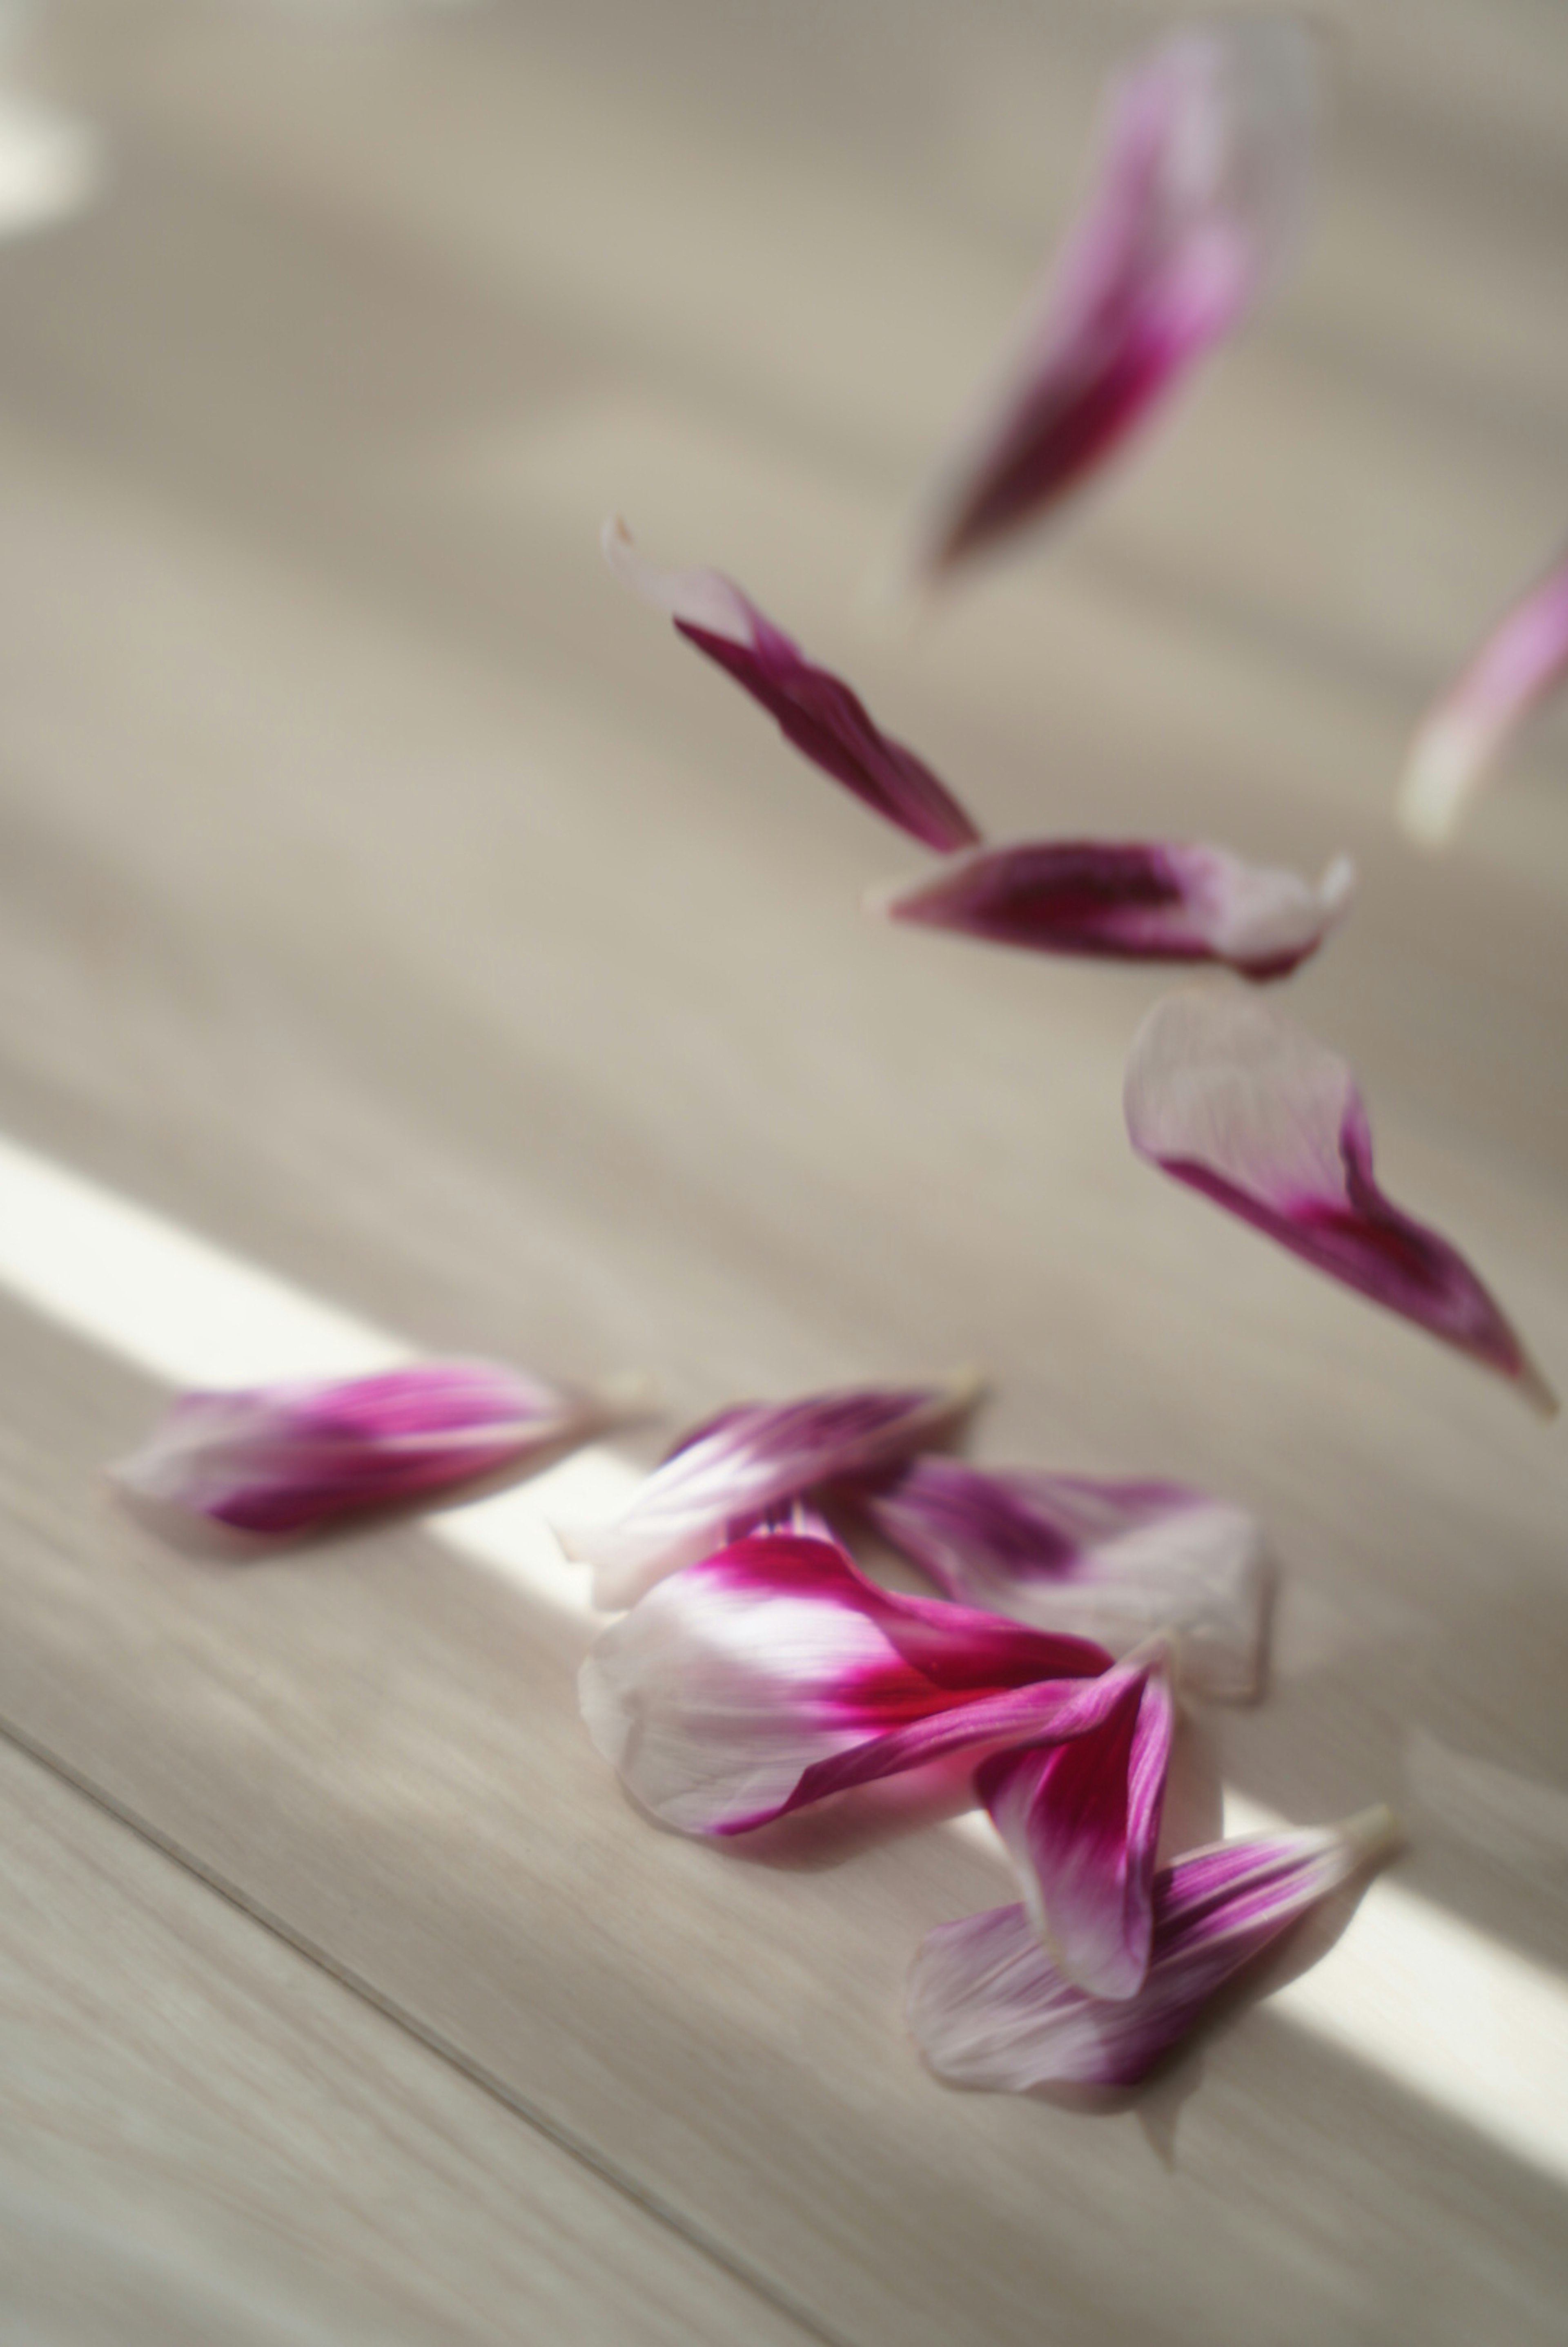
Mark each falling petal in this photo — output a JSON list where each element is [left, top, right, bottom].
[[909, 1807, 1398, 2090], [871, 841, 1353, 981], [978, 1644, 1175, 1998], [558, 1372, 980, 1609], [1400, 552, 1568, 846], [857, 1455, 1267, 1703], [603, 518, 980, 851], [901, 19, 1318, 578], [578, 1528, 1114, 1835], [114, 1360, 631, 1539], [1125, 988, 1555, 1411]]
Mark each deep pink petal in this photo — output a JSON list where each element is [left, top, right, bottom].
[[114, 1360, 620, 1538], [909, 1807, 1397, 2090], [977, 1646, 1175, 1998], [903, 21, 1318, 576], [871, 841, 1352, 981], [1401, 552, 1568, 846], [855, 1455, 1267, 1702], [1125, 988, 1555, 1411], [604, 518, 980, 852], [557, 1371, 980, 1607], [577, 1529, 1111, 1835]]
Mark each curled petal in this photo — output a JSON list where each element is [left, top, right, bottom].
[[857, 1456, 1267, 1703], [558, 1372, 980, 1608], [871, 841, 1353, 982], [577, 1529, 1111, 1835], [978, 1645, 1175, 1999], [1400, 552, 1568, 847], [603, 518, 980, 852], [909, 1807, 1398, 2090], [903, 20, 1318, 577], [1125, 988, 1555, 1412], [114, 1361, 629, 1539]]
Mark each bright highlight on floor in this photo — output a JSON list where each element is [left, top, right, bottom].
[[0, 1125, 1561, 2189]]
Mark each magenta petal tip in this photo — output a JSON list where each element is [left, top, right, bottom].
[[1399, 553, 1568, 848]]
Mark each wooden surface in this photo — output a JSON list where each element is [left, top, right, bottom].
[[0, 2, 1566, 2340]]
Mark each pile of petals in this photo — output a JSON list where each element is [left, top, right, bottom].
[[575, 1379, 1398, 2092]]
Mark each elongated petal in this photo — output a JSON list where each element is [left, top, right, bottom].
[[1400, 553, 1568, 846], [578, 1529, 1112, 1834], [871, 841, 1353, 981], [558, 1372, 980, 1608], [902, 20, 1318, 578], [857, 1456, 1267, 1702], [1125, 988, 1555, 1411], [909, 1807, 1397, 2090], [604, 518, 980, 852], [114, 1360, 626, 1538], [977, 1646, 1174, 1998]]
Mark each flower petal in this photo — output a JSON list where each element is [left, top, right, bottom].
[[578, 1528, 1112, 1835], [1400, 552, 1568, 846], [871, 841, 1353, 981], [909, 1807, 1398, 2090], [977, 1645, 1175, 1998], [1125, 988, 1556, 1412], [114, 1360, 627, 1538], [603, 518, 980, 852], [558, 1372, 980, 1608], [902, 20, 1318, 577], [856, 1455, 1267, 1702]]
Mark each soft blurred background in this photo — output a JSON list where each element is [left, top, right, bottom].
[[0, 4, 1564, 2343]]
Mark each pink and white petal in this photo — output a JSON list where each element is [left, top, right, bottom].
[[1125, 988, 1556, 1412], [901, 20, 1319, 578], [909, 1808, 1398, 2091], [114, 1360, 626, 1539], [604, 519, 979, 852], [858, 1457, 1268, 1703], [559, 1372, 980, 1609], [872, 841, 1352, 981], [578, 1530, 1111, 1835], [977, 1646, 1175, 1998], [1401, 553, 1568, 847]]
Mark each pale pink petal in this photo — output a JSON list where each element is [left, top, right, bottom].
[[558, 1372, 980, 1609], [1401, 553, 1568, 846], [114, 1361, 628, 1539], [909, 1807, 1398, 2090], [604, 518, 980, 852], [577, 1528, 1112, 1835], [856, 1456, 1267, 1703], [1125, 988, 1555, 1412], [871, 841, 1353, 981], [977, 1645, 1175, 1998], [902, 20, 1318, 578]]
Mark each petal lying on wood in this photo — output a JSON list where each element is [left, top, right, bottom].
[[858, 1455, 1267, 1703], [901, 19, 1318, 579], [1124, 988, 1556, 1412], [1400, 552, 1568, 847], [871, 841, 1353, 981], [604, 517, 980, 852], [558, 1372, 980, 1609], [114, 1361, 630, 1539], [978, 1644, 1174, 1998], [909, 1807, 1398, 2090], [578, 1528, 1114, 1835]]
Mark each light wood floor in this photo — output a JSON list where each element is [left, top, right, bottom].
[[0, 3, 1565, 2340]]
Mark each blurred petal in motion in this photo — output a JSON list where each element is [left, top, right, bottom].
[[604, 518, 980, 850], [871, 840, 1352, 980], [858, 1455, 1268, 1702], [909, 1807, 1398, 2090], [1400, 553, 1568, 847], [901, 18, 1318, 579], [1125, 988, 1555, 1412]]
